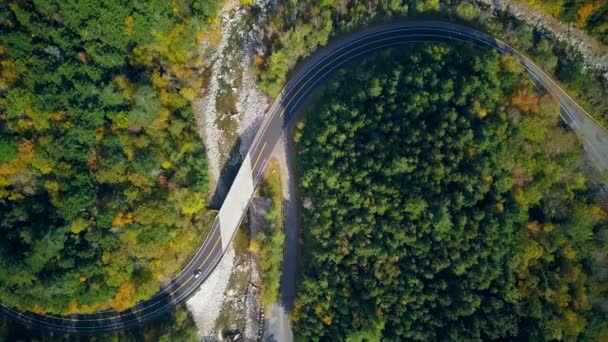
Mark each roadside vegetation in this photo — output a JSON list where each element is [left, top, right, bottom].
[[0, 303, 198, 341], [293, 43, 607, 340], [482, 8, 608, 129], [0, 0, 219, 314], [251, 159, 285, 305], [518, 0, 608, 44], [253, 0, 608, 128]]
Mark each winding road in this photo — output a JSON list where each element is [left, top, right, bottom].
[[2, 20, 607, 333]]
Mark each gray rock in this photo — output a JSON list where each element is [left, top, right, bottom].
[[471, 0, 608, 80]]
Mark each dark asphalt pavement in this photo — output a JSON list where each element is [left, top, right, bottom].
[[4, 21, 606, 333]]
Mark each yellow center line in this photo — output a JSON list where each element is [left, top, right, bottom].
[[25, 31, 475, 324], [278, 33, 393, 118], [277, 33, 449, 117], [171, 237, 222, 295], [35, 27, 597, 327], [251, 141, 267, 172]]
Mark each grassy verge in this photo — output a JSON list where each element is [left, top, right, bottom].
[[251, 158, 285, 305], [291, 94, 318, 284]]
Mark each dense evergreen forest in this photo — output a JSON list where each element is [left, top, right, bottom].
[[255, 0, 608, 127], [0, 0, 219, 314], [293, 44, 607, 340]]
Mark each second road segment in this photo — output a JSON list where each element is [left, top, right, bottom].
[[3, 20, 607, 333]]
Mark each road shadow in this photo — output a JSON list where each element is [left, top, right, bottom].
[[209, 136, 243, 209], [209, 118, 263, 209]]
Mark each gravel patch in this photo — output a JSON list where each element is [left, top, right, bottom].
[[187, 0, 271, 339], [192, 5, 234, 189], [244, 281, 262, 340], [193, 0, 269, 202], [186, 244, 235, 340], [235, 31, 269, 159]]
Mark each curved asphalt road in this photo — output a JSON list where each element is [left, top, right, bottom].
[[3, 20, 607, 333]]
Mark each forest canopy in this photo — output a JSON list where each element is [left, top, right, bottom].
[[519, 0, 608, 44], [0, 303, 199, 341], [255, 0, 608, 128], [293, 44, 607, 340], [0, 0, 219, 314]]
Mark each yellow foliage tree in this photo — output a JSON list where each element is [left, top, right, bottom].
[[500, 54, 523, 74], [18, 139, 34, 154], [180, 191, 205, 215], [70, 218, 88, 234], [0, 58, 19, 91], [120, 229, 139, 245], [110, 282, 136, 311], [128, 172, 154, 191], [151, 71, 170, 90], [113, 75, 135, 100], [510, 236, 544, 279], [521, 0, 565, 17], [179, 87, 197, 101], [149, 108, 171, 132], [208, 26, 222, 46], [124, 16, 134, 37], [249, 239, 261, 254], [112, 212, 134, 227], [30, 304, 46, 315], [169, 64, 193, 84], [576, 2, 602, 28], [49, 111, 66, 123]]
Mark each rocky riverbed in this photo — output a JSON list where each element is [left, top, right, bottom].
[[475, 0, 608, 79]]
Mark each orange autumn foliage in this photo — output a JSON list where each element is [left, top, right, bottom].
[[510, 87, 540, 113], [0, 58, 19, 91], [30, 304, 46, 314], [49, 111, 67, 123], [76, 52, 89, 64], [95, 127, 105, 142], [254, 54, 266, 67], [494, 202, 505, 214], [525, 220, 542, 234], [576, 2, 602, 28], [87, 149, 99, 170], [158, 174, 168, 188], [110, 282, 136, 311], [18, 139, 34, 153]]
